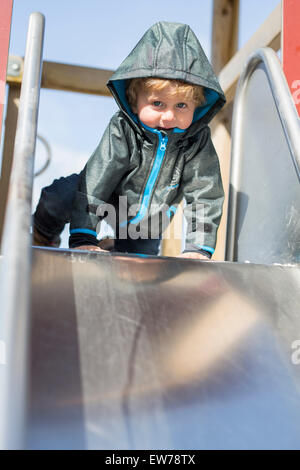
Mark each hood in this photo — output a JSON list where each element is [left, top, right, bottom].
[[107, 21, 226, 133]]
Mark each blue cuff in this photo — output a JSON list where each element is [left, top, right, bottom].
[[70, 228, 97, 237], [196, 245, 215, 255]]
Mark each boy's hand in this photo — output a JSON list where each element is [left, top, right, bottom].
[[177, 252, 211, 261], [75, 245, 108, 252]]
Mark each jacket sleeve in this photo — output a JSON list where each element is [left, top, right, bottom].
[[69, 114, 130, 248], [181, 126, 224, 258]]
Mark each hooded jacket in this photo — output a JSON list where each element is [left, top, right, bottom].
[[69, 22, 226, 256]]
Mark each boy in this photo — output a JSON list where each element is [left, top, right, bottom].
[[33, 21, 226, 259]]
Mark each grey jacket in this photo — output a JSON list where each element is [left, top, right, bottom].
[[69, 21, 226, 255]]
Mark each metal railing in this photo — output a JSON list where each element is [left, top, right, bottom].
[[0, 12, 45, 450], [226, 47, 300, 262]]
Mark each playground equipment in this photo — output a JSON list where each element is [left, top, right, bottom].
[[0, 0, 299, 450]]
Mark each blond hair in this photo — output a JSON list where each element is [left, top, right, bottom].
[[126, 78, 206, 110]]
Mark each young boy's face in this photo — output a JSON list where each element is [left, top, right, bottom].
[[133, 83, 197, 130]]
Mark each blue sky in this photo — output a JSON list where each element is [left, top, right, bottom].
[[5, 0, 280, 246]]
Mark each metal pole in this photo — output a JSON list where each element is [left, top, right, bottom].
[[0, 12, 45, 449]]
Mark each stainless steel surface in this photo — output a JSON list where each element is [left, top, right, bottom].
[[0, 13, 45, 450], [28, 248, 300, 450], [226, 48, 300, 264]]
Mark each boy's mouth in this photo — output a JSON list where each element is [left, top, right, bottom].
[[157, 126, 174, 131]]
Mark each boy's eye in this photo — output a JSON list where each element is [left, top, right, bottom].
[[153, 101, 163, 107], [176, 102, 187, 109]]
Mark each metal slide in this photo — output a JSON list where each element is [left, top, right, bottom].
[[226, 48, 300, 264], [28, 249, 300, 450], [1, 41, 300, 449]]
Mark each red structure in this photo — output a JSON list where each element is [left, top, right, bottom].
[[0, 0, 13, 145], [282, 0, 300, 116]]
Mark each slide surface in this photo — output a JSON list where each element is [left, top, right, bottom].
[[28, 248, 300, 449]]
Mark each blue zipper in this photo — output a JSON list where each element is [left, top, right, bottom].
[[121, 131, 168, 227]]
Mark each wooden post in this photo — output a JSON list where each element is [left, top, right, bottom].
[[161, 202, 184, 257], [210, 0, 239, 261], [282, 0, 300, 117], [0, 0, 13, 147], [218, 3, 281, 105], [0, 86, 20, 244], [211, 0, 240, 75], [210, 104, 233, 261]]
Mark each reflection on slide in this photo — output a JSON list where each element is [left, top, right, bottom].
[[27, 249, 300, 450]]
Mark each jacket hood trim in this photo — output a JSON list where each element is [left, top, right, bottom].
[[109, 68, 224, 96], [139, 120, 185, 134]]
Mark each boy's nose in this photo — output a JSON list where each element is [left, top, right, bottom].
[[162, 109, 175, 122]]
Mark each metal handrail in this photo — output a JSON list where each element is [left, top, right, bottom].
[[225, 47, 300, 262], [0, 12, 45, 450]]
